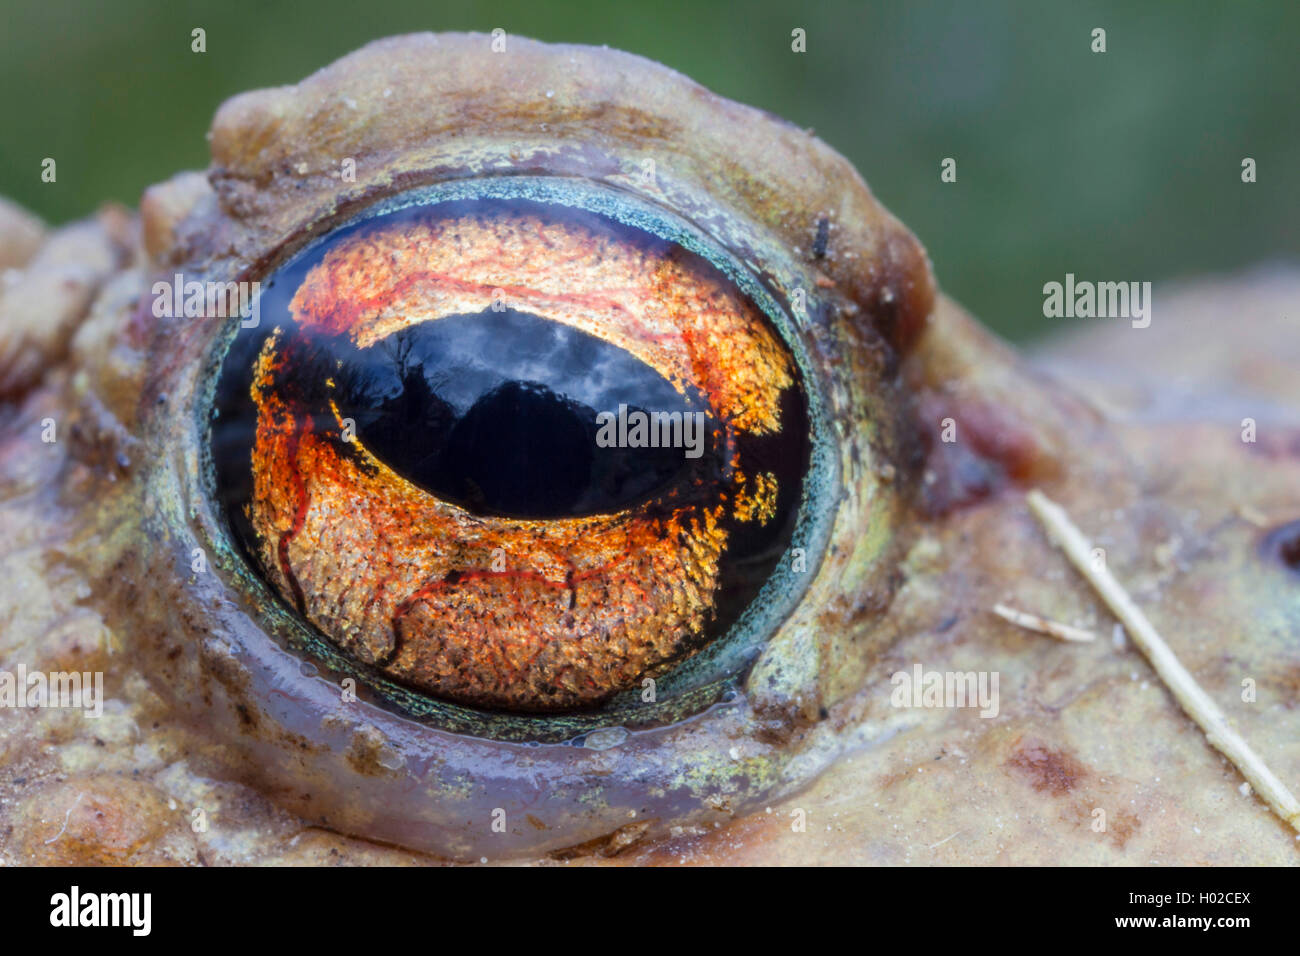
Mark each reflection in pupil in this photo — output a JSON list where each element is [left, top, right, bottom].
[[331, 309, 715, 518], [444, 381, 592, 516]]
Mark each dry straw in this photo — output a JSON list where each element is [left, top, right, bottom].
[[1027, 490, 1300, 834]]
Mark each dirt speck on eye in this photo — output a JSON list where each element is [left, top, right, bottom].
[[344, 724, 404, 777], [1005, 738, 1089, 796], [548, 819, 655, 860], [234, 702, 258, 731]]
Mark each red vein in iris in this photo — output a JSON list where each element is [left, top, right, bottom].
[[276, 413, 313, 615]]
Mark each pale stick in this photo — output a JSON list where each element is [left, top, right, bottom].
[[1026, 489, 1300, 833], [992, 603, 1097, 642]]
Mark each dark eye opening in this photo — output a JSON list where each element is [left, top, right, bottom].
[[202, 177, 835, 737], [306, 308, 728, 520]]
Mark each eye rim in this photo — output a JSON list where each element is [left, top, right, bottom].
[[196, 174, 840, 742], [131, 33, 933, 860]]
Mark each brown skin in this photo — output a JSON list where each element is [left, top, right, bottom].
[[0, 34, 1297, 865]]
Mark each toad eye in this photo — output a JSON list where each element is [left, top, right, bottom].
[[136, 33, 935, 859], [208, 181, 817, 717]]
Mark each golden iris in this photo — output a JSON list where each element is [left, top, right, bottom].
[[212, 189, 810, 712]]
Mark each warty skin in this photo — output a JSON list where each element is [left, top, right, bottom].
[[0, 34, 1297, 865]]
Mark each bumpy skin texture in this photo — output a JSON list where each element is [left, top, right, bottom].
[[0, 34, 1297, 865]]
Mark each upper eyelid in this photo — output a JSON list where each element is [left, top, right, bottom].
[[196, 38, 933, 354]]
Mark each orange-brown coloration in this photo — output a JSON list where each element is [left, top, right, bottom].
[[1005, 739, 1089, 797], [290, 211, 794, 433], [245, 209, 797, 711], [4, 31, 1298, 867]]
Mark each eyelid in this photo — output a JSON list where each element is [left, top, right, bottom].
[[202, 38, 934, 352]]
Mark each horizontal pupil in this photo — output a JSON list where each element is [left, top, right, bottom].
[[209, 191, 817, 720], [330, 309, 717, 518]]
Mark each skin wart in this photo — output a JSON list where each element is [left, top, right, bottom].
[[0, 33, 1297, 866]]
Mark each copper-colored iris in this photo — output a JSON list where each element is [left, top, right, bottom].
[[216, 199, 806, 711]]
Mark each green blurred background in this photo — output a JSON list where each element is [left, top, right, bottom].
[[2, 0, 1296, 342]]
